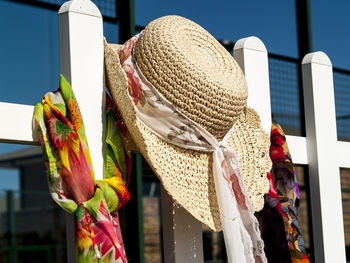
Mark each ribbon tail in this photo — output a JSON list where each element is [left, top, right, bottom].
[[222, 147, 268, 263], [240, 210, 268, 263], [213, 149, 255, 263]]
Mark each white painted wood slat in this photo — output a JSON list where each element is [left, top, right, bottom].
[[302, 52, 346, 263], [58, 1, 104, 262], [0, 102, 37, 145]]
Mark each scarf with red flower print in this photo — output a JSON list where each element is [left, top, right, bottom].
[[256, 121, 310, 263], [33, 75, 131, 263]]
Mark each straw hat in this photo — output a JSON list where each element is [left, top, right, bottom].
[[104, 15, 271, 231]]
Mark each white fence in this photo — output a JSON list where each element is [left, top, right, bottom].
[[0, 0, 348, 262]]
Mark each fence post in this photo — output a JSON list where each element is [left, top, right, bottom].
[[58, 1, 104, 262], [234, 36, 272, 134], [302, 52, 346, 263], [161, 188, 204, 263]]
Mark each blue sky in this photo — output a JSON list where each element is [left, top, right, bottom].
[[0, 0, 349, 189]]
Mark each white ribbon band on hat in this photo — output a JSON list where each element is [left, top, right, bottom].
[[119, 34, 267, 263]]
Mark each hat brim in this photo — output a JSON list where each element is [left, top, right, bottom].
[[104, 41, 271, 232]]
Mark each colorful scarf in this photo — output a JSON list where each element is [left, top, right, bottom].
[[256, 121, 310, 263], [119, 34, 267, 263], [33, 75, 131, 262]]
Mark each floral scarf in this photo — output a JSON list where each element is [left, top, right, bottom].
[[256, 121, 310, 263], [33, 75, 131, 263]]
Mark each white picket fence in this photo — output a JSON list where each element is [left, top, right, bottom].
[[0, 0, 348, 262]]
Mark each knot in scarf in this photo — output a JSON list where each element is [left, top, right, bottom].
[[33, 75, 131, 263]]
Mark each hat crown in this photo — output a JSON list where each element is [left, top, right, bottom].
[[134, 15, 248, 140]]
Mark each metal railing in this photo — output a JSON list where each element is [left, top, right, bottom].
[[219, 40, 350, 141], [0, 190, 66, 263], [4, 0, 118, 22], [6, 0, 350, 142]]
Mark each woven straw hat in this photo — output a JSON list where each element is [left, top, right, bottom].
[[104, 15, 271, 232]]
